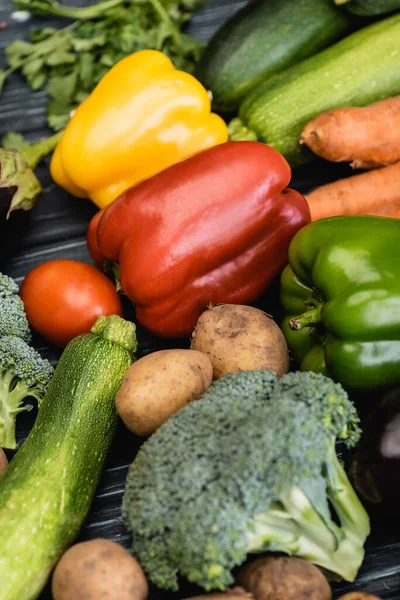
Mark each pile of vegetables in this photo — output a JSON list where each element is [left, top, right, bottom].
[[1, 0, 400, 598]]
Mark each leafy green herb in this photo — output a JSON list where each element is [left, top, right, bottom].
[[3, 0, 208, 130]]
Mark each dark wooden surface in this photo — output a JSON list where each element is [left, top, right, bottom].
[[0, 1, 399, 598]]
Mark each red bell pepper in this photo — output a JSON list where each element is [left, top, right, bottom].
[[87, 141, 310, 338]]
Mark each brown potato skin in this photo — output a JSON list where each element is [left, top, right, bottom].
[[337, 595, 382, 600], [237, 556, 332, 600], [116, 349, 213, 436], [190, 304, 289, 380], [0, 448, 8, 473], [52, 538, 148, 600]]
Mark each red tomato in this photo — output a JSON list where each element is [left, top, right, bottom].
[[20, 259, 123, 347]]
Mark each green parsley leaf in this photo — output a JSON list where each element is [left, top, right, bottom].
[[13, 0, 61, 15], [2, 132, 30, 151], [72, 34, 107, 52], [29, 28, 58, 43], [46, 50, 77, 66], [46, 102, 73, 131], [46, 70, 78, 104], [78, 52, 94, 89], [30, 72, 48, 90]]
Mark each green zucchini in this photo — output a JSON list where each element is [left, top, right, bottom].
[[195, 0, 352, 113], [229, 12, 400, 167], [335, 0, 400, 16], [0, 315, 137, 600]]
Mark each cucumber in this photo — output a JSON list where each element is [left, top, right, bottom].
[[335, 0, 400, 16], [229, 12, 400, 167], [195, 0, 352, 113], [0, 315, 137, 600]]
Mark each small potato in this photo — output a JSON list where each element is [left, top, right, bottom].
[[337, 595, 382, 600], [190, 304, 289, 380], [52, 538, 148, 600], [237, 556, 332, 600], [0, 448, 8, 474], [116, 349, 213, 436]]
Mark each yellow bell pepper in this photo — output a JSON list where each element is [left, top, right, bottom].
[[50, 49, 228, 209]]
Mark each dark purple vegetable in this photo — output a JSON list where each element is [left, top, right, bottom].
[[350, 388, 400, 513], [0, 155, 36, 265], [0, 132, 62, 266], [0, 208, 32, 267], [0, 132, 63, 263]]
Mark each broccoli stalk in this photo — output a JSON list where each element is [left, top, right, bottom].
[[122, 370, 370, 591], [247, 441, 370, 582], [325, 442, 370, 548], [0, 371, 37, 451], [0, 336, 54, 450]]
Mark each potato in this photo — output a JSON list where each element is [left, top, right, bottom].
[[337, 595, 382, 600], [237, 556, 332, 600], [116, 349, 213, 436], [52, 538, 148, 600], [190, 304, 289, 380], [0, 448, 8, 474]]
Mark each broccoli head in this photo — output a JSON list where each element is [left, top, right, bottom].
[[0, 273, 31, 342], [0, 336, 54, 450], [122, 370, 370, 592]]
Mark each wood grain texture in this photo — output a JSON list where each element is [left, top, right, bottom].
[[0, 1, 399, 598]]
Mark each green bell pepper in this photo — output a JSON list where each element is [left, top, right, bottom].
[[280, 215, 400, 390]]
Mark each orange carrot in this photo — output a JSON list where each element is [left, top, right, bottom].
[[300, 96, 400, 169], [306, 161, 400, 221]]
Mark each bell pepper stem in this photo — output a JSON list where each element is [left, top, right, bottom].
[[289, 305, 322, 331]]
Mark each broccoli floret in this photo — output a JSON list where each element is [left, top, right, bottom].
[[276, 370, 361, 447], [0, 336, 54, 450], [0, 273, 31, 342], [122, 370, 370, 592]]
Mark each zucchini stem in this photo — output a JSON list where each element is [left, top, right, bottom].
[[228, 118, 258, 142], [91, 315, 138, 353]]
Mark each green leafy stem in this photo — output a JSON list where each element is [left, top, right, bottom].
[[13, 0, 126, 19], [0, 23, 78, 95]]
